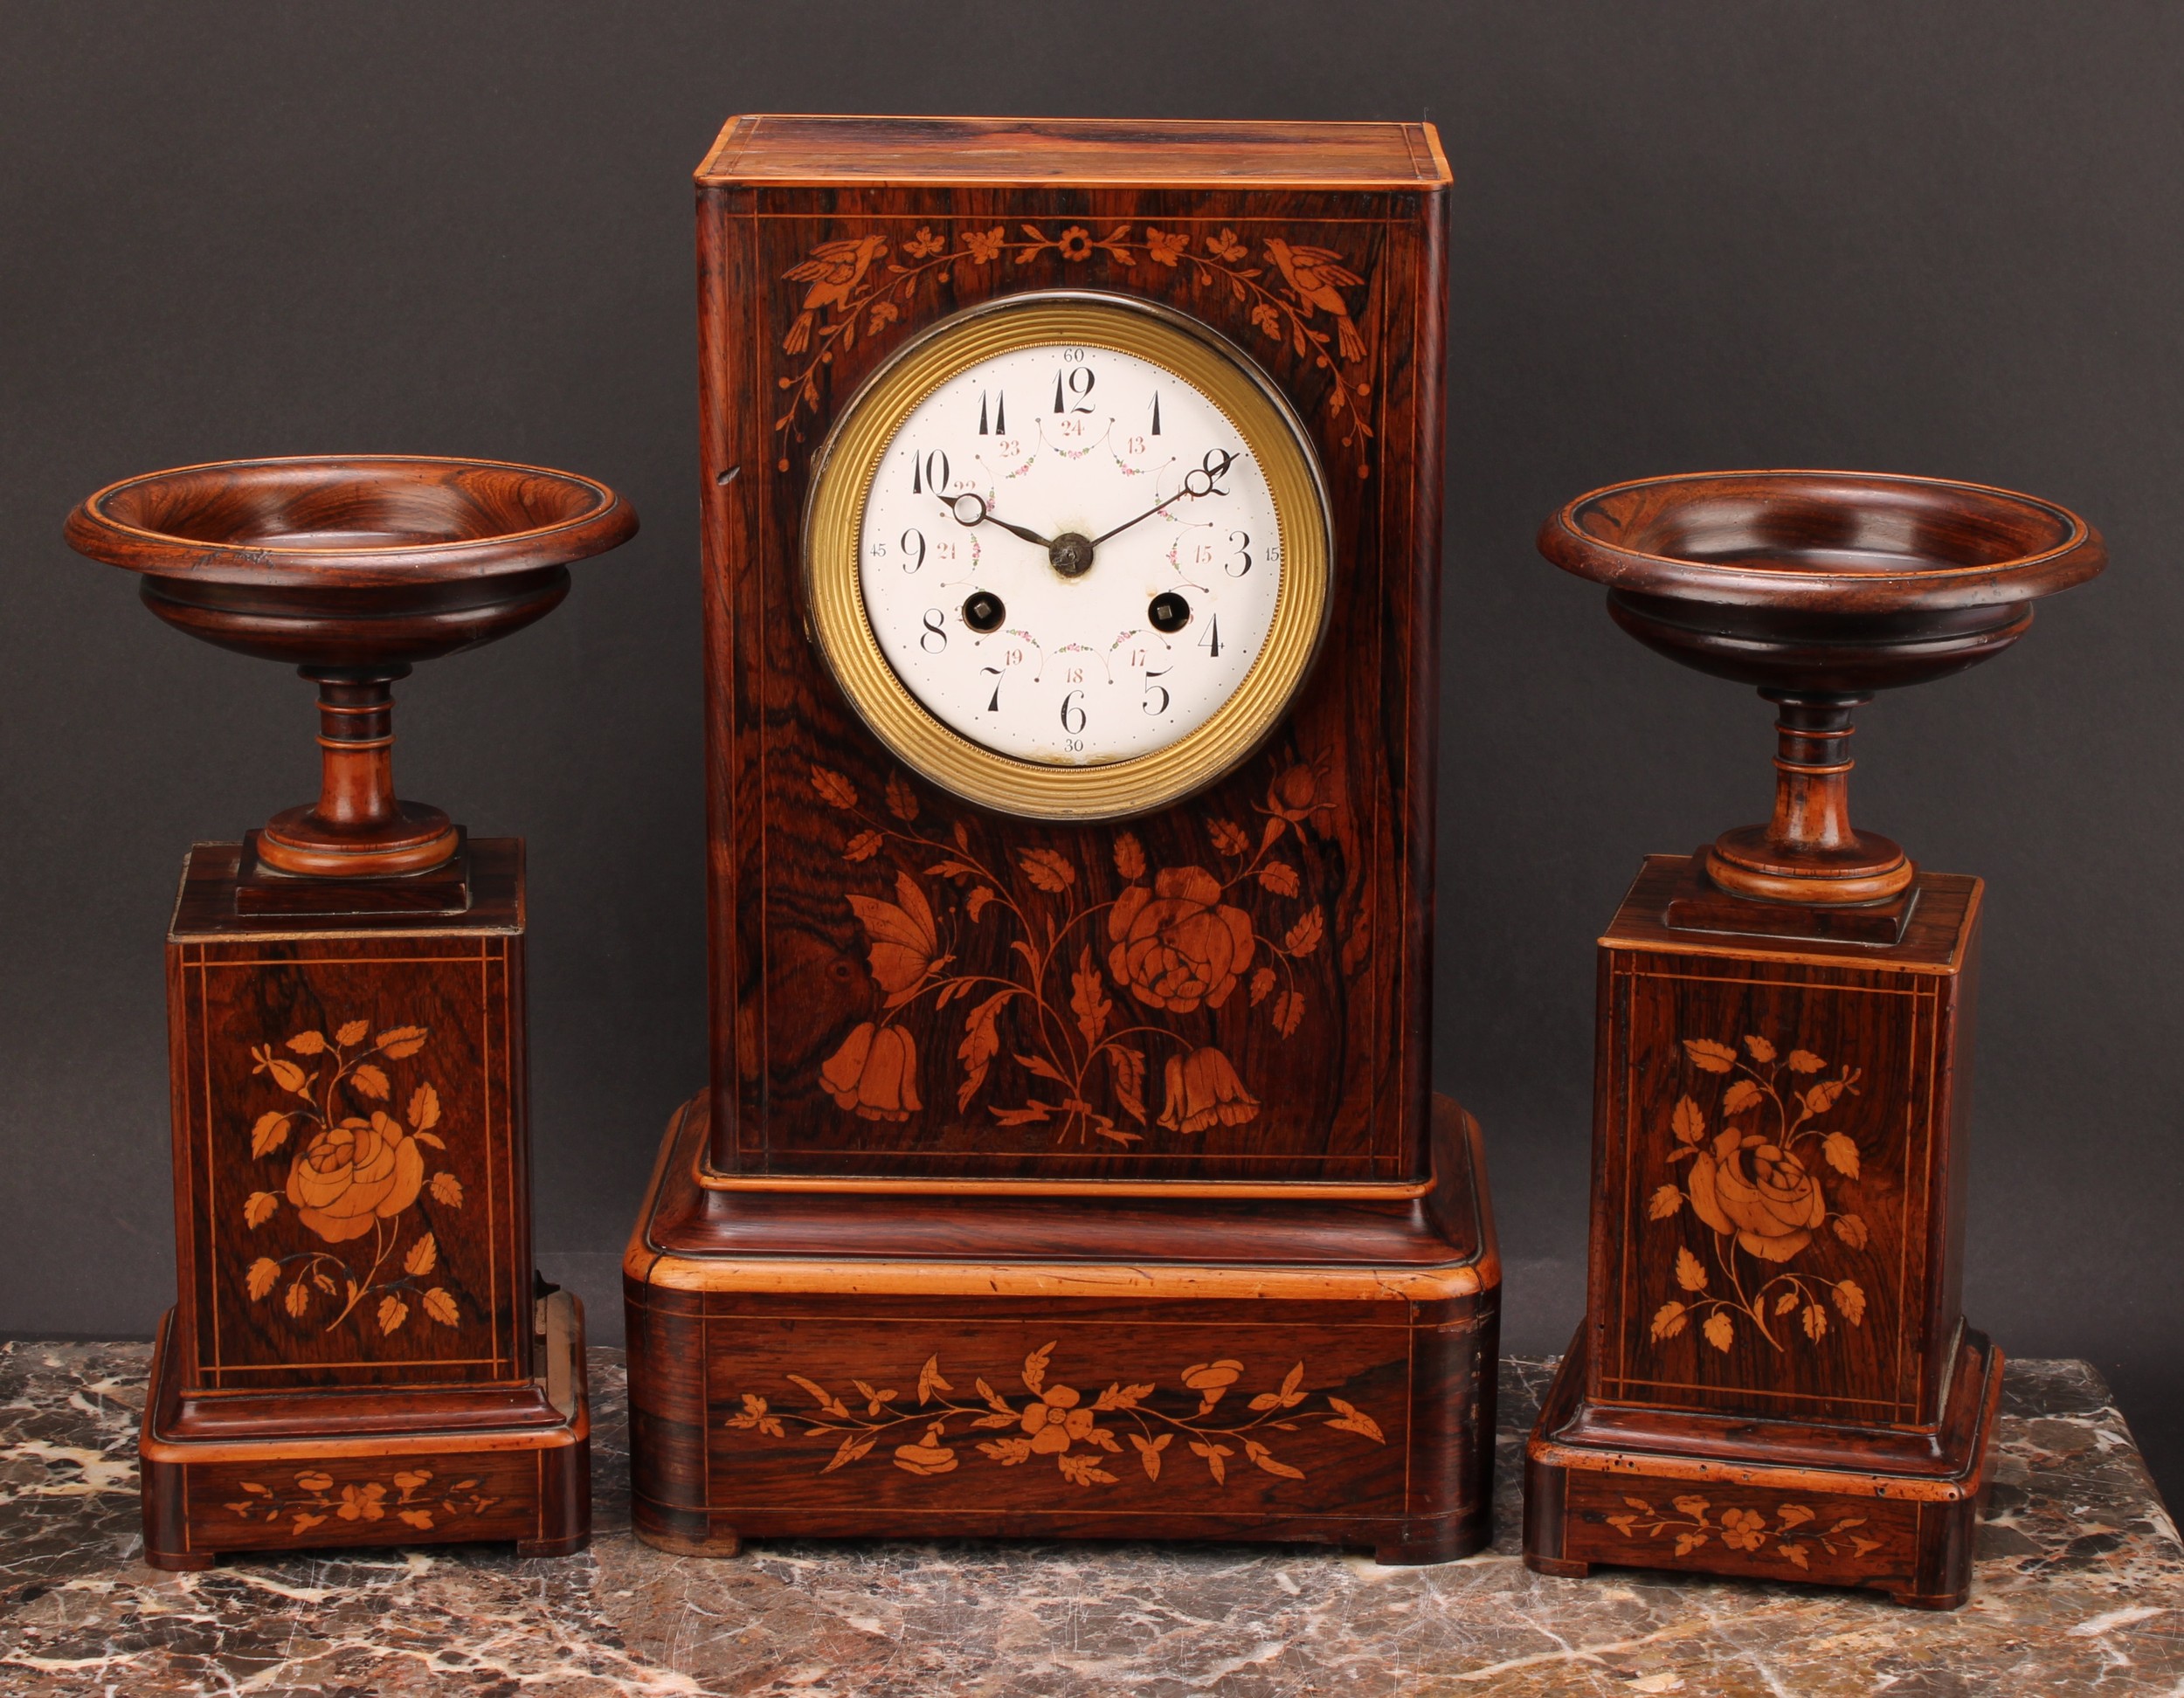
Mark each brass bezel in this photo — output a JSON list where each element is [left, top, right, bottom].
[[803, 291, 1333, 821]]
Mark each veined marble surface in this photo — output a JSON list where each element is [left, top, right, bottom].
[[3, 1346, 2180, 1695]]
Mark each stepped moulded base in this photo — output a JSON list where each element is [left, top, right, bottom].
[[624, 1094, 1501, 1565]]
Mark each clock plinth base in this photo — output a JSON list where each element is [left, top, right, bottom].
[[1524, 1324, 2001, 1610], [1523, 854, 1994, 1609], [624, 1094, 1499, 1564]]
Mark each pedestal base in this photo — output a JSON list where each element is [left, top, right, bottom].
[[1662, 847, 1918, 945], [1524, 1324, 2002, 1609], [236, 828, 473, 917], [1524, 853, 1996, 1610], [138, 1290, 591, 1570], [623, 1094, 1500, 1564], [149, 837, 585, 1569]]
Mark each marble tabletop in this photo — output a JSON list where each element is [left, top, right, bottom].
[[3, 1343, 2180, 1695]]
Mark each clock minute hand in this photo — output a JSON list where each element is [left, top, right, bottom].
[[1088, 451, 1237, 548], [1087, 487, 1192, 549], [943, 493, 1053, 550]]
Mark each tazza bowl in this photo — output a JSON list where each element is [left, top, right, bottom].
[[66, 454, 638, 878], [1538, 469, 2103, 906], [1538, 469, 2103, 695]]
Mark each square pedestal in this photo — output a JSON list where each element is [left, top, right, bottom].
[[139, 839, 588, 1569], [624, 1094, 1499, 1564], [1524, 855, 1999, 1608]]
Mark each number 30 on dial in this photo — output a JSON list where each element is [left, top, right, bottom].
[[804, 293, 1332, 821]]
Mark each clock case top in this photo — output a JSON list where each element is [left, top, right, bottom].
[[698, 115, 1449, 1185]]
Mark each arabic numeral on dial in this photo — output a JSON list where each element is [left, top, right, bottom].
[[1183, 447, 1236, 498], [900, 528, 926, 572], [981, 666, 1002, 711], [977, 390, 1006, 434], [1142, 670, 1171, 715], [1226, 530, 1251, 576], [1060, 690, 1087, 735], [1197, 615, 1222, 659], [1053, 362, 1095, 413], [920, 609, 948, 652], [909, 449, 949, 496]]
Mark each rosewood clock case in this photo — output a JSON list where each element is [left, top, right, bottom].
[[626, 114, 1496, 1564], [691, 115, 1451, 1186]]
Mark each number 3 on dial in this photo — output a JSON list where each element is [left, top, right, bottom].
[[804, 293, 1332, 822]]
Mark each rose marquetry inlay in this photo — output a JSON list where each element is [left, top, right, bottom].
[[238, 1018, 466, 1337], [809, 761, 1336, 1146], [1646, 1032, 1872, 1359]]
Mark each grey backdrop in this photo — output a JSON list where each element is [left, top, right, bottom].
[[5, 3, 2178, 1502]]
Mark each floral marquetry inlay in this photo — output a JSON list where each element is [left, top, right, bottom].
[[1603, 1494, 1885, 1570], [728, 1343, 1386, 1489], [220, 1466, 500, 1537], [238, 1019, 465, 1337], [774, 223, 1374, 473], [1647, 1032, 1873, 1358], [809, 763, 1336, 1145]]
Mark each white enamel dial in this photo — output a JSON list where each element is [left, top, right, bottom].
[[857, 342, 1285, 765]]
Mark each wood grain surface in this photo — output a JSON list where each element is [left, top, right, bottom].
[[626, 1092, 1497, 1563], [166, 842, 532, 1391], [142, 844, 589, 1569], [1524, 853, 1999, 1608], [696, 114, 1448, 1184]]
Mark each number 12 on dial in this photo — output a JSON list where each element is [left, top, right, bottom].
[[805, 293, 1331, 822]]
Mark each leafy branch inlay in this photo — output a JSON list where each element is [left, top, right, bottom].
[[1604, 1494, 1885, 1569], [240, 1019, 464, 1336], [810, 763, 1334, 1144], [728, 1342, 1386, 1488], [775, 224, 1374, 473], [221, 1466, 499, 1536], [1648, 1033, 1871, 1356]]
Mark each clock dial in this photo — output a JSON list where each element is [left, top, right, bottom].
[[805, 294, 1330, 820], [857, 343, 1283, 766]]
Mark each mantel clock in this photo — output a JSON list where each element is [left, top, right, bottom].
[[624, 114, 1500, 1562]]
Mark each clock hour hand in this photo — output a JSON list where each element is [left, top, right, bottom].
[[943, 493, 1054, 550], [1088, 450, 1237, 547]]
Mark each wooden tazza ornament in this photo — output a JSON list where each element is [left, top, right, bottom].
[[67, 454, 638, 1569], [1524, 469, 2103, 1608], [625, 114, 1499, 1565], [66, 455, 636, 884], [1538, 470, 2104, 912]]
